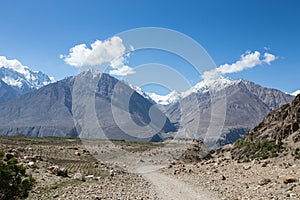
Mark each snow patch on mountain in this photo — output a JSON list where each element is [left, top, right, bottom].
[[291, 90, 300, 96], [147, 91, 181, 105], [130, 77, 242, 105], [182, 76, 239, 98], [128, 84, 156, 104], [0, 56, 54, 94]]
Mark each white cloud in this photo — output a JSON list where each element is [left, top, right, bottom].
[[60, 44, 91, 67], [263, 52, 276, 64], [109, 65, 135, 76], [61, 36, 135, 76], [202, 51, 277, 80]]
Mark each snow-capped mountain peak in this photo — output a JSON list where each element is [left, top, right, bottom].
[[182, 76, 239, 98], [147, 90, 181, 105], [291, 90, 300, 96], [129, 76, 242, 105], [0, 56, 55, 94], [128, 84, 156, 104]]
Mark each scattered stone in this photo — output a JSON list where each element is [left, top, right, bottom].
[[9, 149, 20, 157], [57, 168, 68, 177], [4, 153, 14, 161], [86, 175, 94, 179], [280, 162, 291, 169], [73, 172, 86, 182], [74, 151, 81, 156], [48, 165, 68, 177], [220, 175, 226, 181], [24, 155, 42, 162], [283, 177, 298, 184], [243, 165, 251, 170], [261, 163, 268, 167], [258, 178, 271, 186], [33, 155, 43, 161], [28, 161, 37, 168]]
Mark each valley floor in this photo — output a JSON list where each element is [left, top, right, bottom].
[[1, 136, 299, 199], [163, 156, 300, 200]]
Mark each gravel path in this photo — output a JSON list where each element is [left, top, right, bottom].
[[140, 165, 218, 200]]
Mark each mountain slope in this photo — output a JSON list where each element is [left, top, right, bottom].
[[0, 76, 75, 137], [0, 56, 54, 102], [0, 79, 18, 104], [227, 94, 300, 162], [245, 94, 300, 145], [163, 78, 294, 146], [0, 71, 175, 141]]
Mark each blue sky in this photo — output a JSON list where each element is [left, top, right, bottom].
[[0, 0, 299, 94]]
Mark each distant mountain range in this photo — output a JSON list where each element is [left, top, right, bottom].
[[161, 77, 294, 146], [0, 63, 53, 103], [0, 63, 295, 145], [0, 71, 175, 141]]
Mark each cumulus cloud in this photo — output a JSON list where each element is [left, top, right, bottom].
[[263, 52, 276, 64], [202, 51, 277, 80], [61, 36, 135, 76], [109, 66, 135, 76]]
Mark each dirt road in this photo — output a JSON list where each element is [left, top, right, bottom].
[[138, 166, 218, 200]]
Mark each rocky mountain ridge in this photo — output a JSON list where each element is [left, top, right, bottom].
[[0, 71, 175, 141], [0, 58, 54, 103], [245, 94, 300, 146], [163, 78, 294, 146]]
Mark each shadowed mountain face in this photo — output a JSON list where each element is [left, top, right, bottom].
[[0, 77, 75, 137], [245, 94, 300, 145], [0, 66, 53, 101], [0, 79, 18, 104], [0, 71, 176, 141], [164, 79, 294, 147]]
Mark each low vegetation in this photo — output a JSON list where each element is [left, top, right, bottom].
[[232, 140, 285, 162], [0, 151, 34, 200], [112, 140, 165, 152]]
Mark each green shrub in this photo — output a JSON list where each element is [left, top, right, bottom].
[[0, 151, 35, 200], [233, 140, 284, 161]]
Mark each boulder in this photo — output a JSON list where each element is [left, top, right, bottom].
[[73, 172, 86, 182]]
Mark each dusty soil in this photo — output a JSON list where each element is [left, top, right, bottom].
[[1, 136, 299, 199], [163, 151, 300, 200]]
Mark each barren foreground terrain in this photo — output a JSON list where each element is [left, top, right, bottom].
[[1, 136, 299, 199]]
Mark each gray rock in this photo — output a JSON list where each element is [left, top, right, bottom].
[[0, 71, 175, 141], [48, 165, 68, 177], [4, 153, 14, 161], [73, 172, 86, 182], [164, 79, 293, 147]]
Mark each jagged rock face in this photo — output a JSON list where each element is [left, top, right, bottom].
[[0, 77, 76, 137], [0, 71, 175, 141], [245, 94, 300, 144], [164, 79, 294, 146], [0, 66, 53, 97]]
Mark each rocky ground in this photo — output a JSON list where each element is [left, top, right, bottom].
[[0, 136, 158, 200], [1, 136, 300, 199], [163, 144, 300, 200]]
